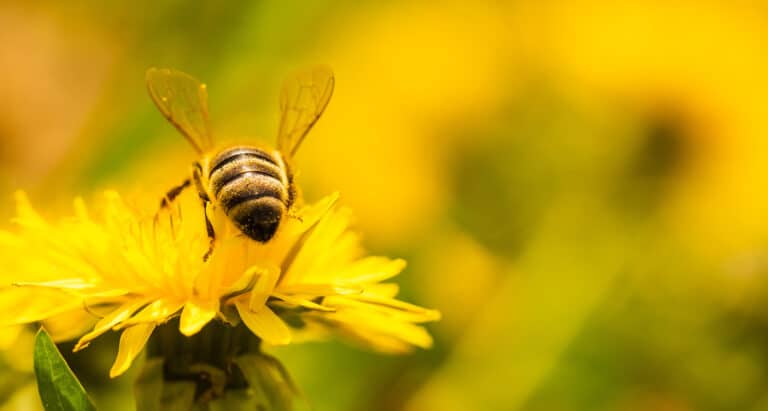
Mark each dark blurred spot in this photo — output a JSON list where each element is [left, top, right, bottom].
[[450, 136, 535, 257], [636, 114, 686, 180], [449, 88, 693, 256], [448, 87, 600, 257], [615, 110, 689, 215]]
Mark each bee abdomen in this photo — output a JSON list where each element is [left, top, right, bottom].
[[211, 163, 283, 197], [228, 196, 284, 242], [210, 148, 279, 174], [217, 176, 285, 210], [208, 147, 288, 242]]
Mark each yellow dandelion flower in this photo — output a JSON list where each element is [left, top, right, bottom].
[[0, 189, 439, 378]]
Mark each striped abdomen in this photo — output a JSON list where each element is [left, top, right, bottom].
[[208, 146, 292, 242]]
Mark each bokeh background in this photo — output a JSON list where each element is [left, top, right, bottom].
[[2, 1, 768, 410]]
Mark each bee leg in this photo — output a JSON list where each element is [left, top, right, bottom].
[[201, 199, 216, 262], [191, 169, 216, 262], [286, 210, 304, 223], [154, 179, 192, 237], [158, 178, 192, 211], [285, 179, 302, 223]]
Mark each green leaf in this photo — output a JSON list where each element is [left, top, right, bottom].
[[33, 328, 96, 411]]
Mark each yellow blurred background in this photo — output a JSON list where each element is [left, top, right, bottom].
[[3, 1, 768, 410]]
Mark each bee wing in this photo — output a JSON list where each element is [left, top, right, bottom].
[[146, 68, 214, 154], [277, 66, 335, 157]]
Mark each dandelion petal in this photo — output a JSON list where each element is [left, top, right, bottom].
[[13, 191, 45, 227], [235, 303, 291, 345], [110, 323, 155, 378], [179, 300, 218, 336], [12, 279, 95, 290], [119, 299, 184, 328], [75, 299, 149, 352], [248, 265, 280, 312], [337, 257, 406, 284], [0, 289, 80, 325], [277, 283, 362, 296], [272, 293, 335, 312]]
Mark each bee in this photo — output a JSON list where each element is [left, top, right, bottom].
[[146, 66, 335, 260]]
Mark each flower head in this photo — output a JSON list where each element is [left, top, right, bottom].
[[0, 189, 439, 377]]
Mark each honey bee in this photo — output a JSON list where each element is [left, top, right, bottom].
[[146, 66, 335, 260]]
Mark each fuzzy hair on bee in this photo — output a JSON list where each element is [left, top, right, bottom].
[[147, 66, 334, 260]]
